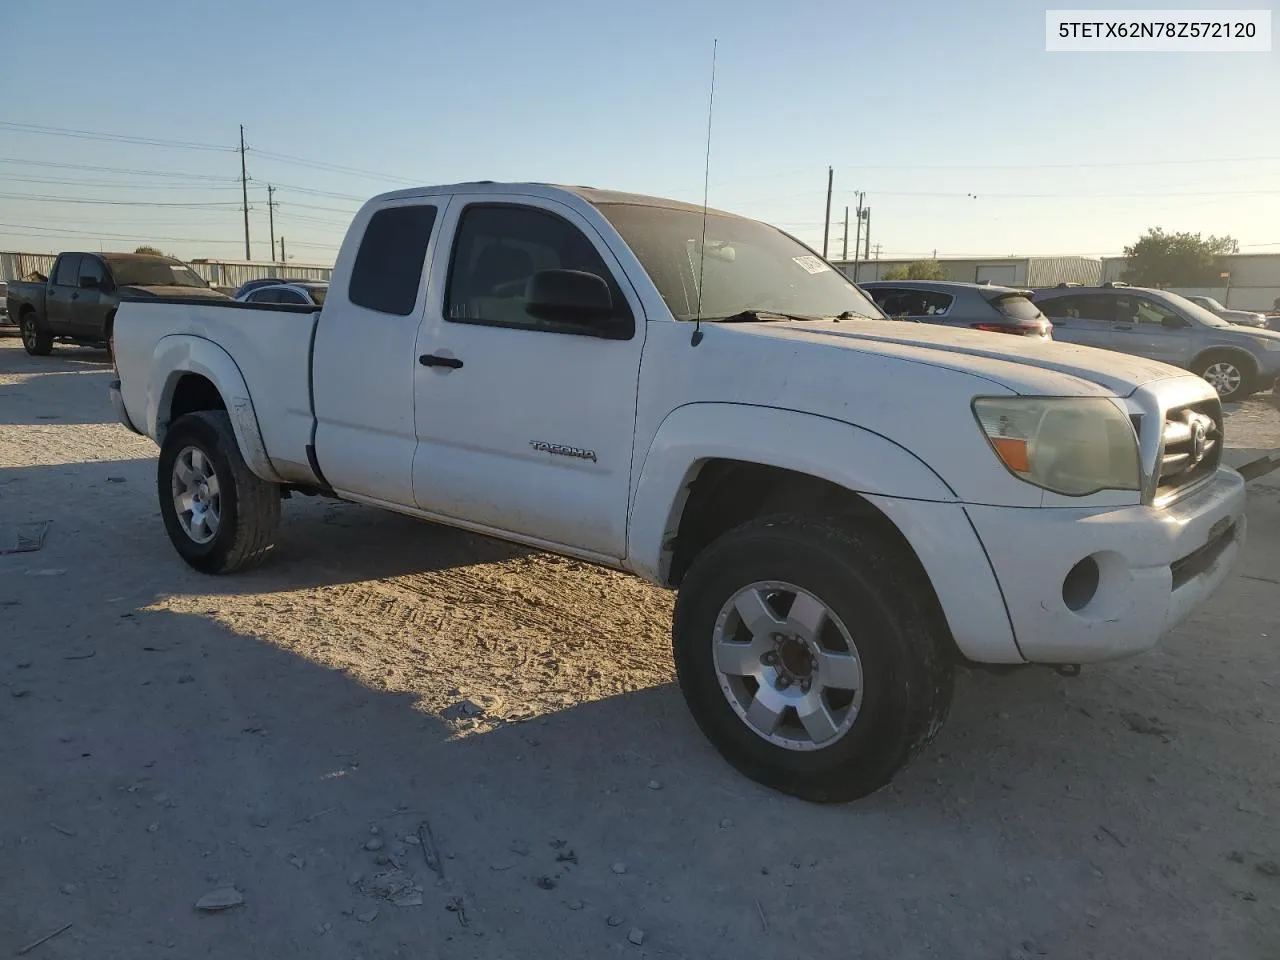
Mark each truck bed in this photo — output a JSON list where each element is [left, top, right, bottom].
[[113, 297, 322, 485]]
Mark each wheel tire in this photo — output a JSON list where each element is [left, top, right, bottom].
[[1193, 352, 1255, 403], [20, 312, 53, 356], [157, 411, 280, 573], [673, 515, 954, 803]]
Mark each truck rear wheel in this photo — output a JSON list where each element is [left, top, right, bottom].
[[157, 411, 280, 573], [672, 515, 953, 802], [20, 312, 53, 356]]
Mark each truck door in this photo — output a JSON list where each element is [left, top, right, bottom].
[[410, 196, 645, 560], [310, 201, 444, 505], [45, 255, 81, 333], [74, 255, 112, 339]]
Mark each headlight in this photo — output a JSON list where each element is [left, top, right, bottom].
[[973, 397, 1141, 496]]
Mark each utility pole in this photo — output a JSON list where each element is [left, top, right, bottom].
[[239, 125, 251, 260], [863, 208, 872, 263], [842, 206, 849, 262], [279, 235, 286, 263], [822, 166, 833, 259], [852, 191, 866, 281], [267, 185, 277, 264]]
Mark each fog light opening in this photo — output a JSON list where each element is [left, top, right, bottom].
[[1063, 556, 1101, 612]]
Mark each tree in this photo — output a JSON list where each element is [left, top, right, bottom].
[[1121, 228, 1238, 287], [882, 259, 949, 281], [133, 245, 164, 256]]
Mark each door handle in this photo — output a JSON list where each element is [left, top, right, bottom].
[[419, 353, 463, 369], [1113, 324, 1132, 331]]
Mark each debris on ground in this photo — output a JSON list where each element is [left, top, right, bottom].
[[0, 521, 51, 555], [1228, 850, 1246, 863], [357, 907, 379, 923], [1120, 711, 1173, 737], [194, 886, 244, 911], [361, 868, 423, 906], [628, 927, 645, 946], [1256, 860, 1279, 878], [565, 899, 584, 910], [556, 849, 577, 864], [611, 862, 628, 875], [535, 875, 558, 890], [364, 838, 384, 852], [418, 820, 444, 878], [446, 896, 469, 926], [647, 780, 662, 790], [15, 921, 72, 955], [607, 915, 625, 927]]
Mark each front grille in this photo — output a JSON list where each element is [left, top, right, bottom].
[[1156, 398, 1222, 500]]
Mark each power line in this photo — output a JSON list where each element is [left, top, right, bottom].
[[1, 174, 242, 191], [0, 191, 242, 208], [248, 148, 413, 184], [0, 220, 249, 245], [0, 120, 234, 152], [0, 157, 237, 182]]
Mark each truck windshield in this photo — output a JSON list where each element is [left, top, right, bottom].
[[593, 202, 883, 322], [106, 258, 208, 289]]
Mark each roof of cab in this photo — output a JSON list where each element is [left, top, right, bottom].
[[369, 182, 740, 219]]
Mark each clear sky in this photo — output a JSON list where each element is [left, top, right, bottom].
[[3, 0, 1277, 265]]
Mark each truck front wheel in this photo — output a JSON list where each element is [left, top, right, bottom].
[[157, 411, 280, 573], [20, 312, 53, 356], [673, 515, 953, 802]]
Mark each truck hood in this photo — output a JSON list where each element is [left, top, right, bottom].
[[736, 318, 1189, 397], [119, 285, 229, 300], [1221, 311, 1265, 326]]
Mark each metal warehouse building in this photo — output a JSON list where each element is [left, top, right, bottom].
[[831, 255, 1103, 288], [1101, 253, 1280, 312]]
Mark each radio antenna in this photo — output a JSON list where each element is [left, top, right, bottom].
[[691, 37, 717, 348]]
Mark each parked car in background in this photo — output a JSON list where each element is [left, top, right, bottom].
[[231, 277, 290, 299], [1184, 295, 1268, 328], [1033, 283, 1280, 402], [6, 252, 229, 357], [0, 280, 10, 331], [859, 281, 1052, 339], [235, 281, 328, 307]]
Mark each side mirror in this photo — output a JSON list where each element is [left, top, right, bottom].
[[1161, 315, 1187, 330], [525, 269, 613, 326], [79, 276, 100, 290]]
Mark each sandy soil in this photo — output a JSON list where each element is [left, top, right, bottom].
[[2, 337, 1278, 960]]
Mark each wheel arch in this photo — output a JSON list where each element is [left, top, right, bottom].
[[1192, 345, 1258, 377], [149, 335, 283, 484], [626, 403, 1022, 665]]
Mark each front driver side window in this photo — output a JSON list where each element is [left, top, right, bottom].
[[444, 204, 634, 338]]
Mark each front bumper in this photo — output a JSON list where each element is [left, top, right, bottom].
[[966, 467, 1246, 663], [109, 379, 142, 435]]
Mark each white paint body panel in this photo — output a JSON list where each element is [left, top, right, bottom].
[[111, 181, 1249, 668]]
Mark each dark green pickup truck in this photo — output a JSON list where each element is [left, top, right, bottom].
[[6, 251, 229, 356]]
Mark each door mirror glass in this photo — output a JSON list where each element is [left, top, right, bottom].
[[525, 269, 613, 326]]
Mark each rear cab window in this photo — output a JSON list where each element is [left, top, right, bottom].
[[53, 255, 82, 287], [1037, 294, 1114, 321], [349, 205, 439, 315]]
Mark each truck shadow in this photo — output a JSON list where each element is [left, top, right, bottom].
[[5, 570, 1265, 959]]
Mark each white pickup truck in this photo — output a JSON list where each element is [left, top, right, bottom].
[[110, 182, 1246, 802]]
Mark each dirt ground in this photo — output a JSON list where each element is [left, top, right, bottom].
[[2, 336, 1279, 960]]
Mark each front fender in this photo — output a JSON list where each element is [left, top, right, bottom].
[[626, 403, 957, 582], [148, 335, 283, 484]]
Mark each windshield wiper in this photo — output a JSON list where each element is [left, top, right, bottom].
[[706, 309, 823, 323]]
